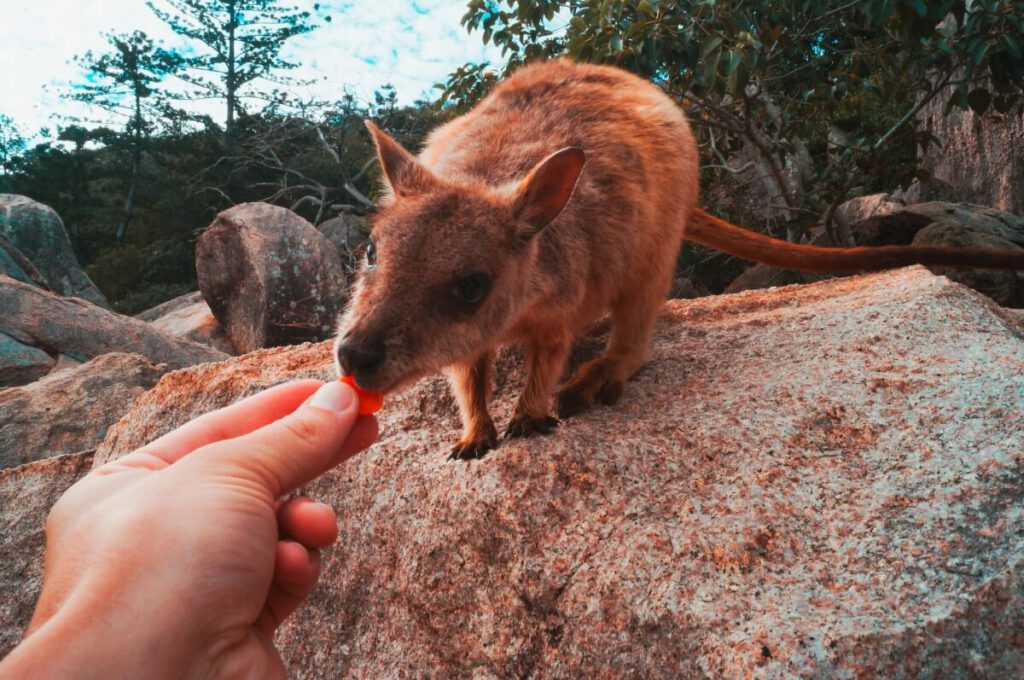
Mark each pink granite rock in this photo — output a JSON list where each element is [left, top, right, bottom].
[[196, 203, 346, 354], [0, 452, 94, 658], [137, 291, 236, 355], [1, 353, 168, 470], [92, 267, 1024, 676], [0, 275, 229, 372]]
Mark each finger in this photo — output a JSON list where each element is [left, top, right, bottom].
[[278, 497, 338, 548], [130, 380, 325, 466], [259, 541, 321, 635], [185, 381, 377, 498]]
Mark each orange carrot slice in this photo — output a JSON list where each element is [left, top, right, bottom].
[[339, 374, 384, 415]]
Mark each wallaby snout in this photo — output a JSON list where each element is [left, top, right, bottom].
[[336, 335, 386, 385]]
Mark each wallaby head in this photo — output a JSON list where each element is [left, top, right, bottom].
[[334, 120, 586, 392]]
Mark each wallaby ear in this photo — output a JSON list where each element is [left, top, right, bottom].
[[512, 146, 586, 239], [364, 119, 437, 199]]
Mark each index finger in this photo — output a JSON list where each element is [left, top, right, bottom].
[[131, 380, 325, 466]]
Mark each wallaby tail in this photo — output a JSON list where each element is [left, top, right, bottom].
[[686, 208, 1024, 272]]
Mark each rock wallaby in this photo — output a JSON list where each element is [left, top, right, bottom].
[[335, 58, 1024, 460]]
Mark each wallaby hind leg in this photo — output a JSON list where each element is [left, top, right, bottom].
[[556, 285, 665, 419], [506, 337, 571, 438]]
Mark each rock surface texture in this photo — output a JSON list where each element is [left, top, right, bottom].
[[913, 221, 1024, 308], [0, 332, 54, 387], [137, 290, 236, 354], [0, 275, 227, 375], [0, 452, 94, 659], [0, 194, 109, 307], [317, 213, 367, 257], [91, 267, 1023, 678], [0, 233, 49, 289], [920, 84, 1024, 216], [831, 192, 907, 235], [196, 203, 346, 354], [0, 353, 168, 470]]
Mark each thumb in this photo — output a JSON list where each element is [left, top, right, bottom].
[[186, 381, 371, 497]]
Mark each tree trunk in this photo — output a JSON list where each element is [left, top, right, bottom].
[[116, 144, 140, 244], [226, 0, 237, 157], [116, 88, 144, 244]]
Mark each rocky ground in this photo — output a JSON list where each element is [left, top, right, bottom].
[[82, 268, 1024, 677], [1, 192, 1023, 676]]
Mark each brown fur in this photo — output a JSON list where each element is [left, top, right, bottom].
[[335, 58, 1024, 460]]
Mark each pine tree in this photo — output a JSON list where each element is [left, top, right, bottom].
[[147, 0, 317, 155], [70, 31, 180, 243]]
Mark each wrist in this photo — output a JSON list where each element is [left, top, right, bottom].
[[2, 588, 211, 679]]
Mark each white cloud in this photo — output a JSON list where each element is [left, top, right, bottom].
[[0, 0, 503, 139]]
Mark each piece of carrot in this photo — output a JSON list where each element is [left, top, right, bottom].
[[338, 374, 385, 415]]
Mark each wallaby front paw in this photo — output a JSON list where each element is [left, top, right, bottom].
[[448, 422, 498, 461]]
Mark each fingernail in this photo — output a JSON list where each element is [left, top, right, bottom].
[[308, 381, 355, 413]]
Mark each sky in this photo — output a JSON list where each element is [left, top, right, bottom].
[[0, 0, 504, 140]]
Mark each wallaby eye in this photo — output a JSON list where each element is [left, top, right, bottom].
[[453, 272, 491, 305], [365, 239, 377, 268]]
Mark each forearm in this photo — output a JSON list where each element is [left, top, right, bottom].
[[1, 596, 207, 679]]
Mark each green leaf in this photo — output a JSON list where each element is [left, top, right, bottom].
[[702, 49, 721, 88], [999, 34, 1023, 61], [701, 35, 723, 59], [909, 0, 928, 18], [972, 40, 990, 65], [722, 49, 742, 77], [967, 88, 991, 114]]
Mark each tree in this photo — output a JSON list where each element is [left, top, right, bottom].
[[0, 114, 26, 180], [70, 31, 180, 243], [446, 1, 1024, 245], [190, 86, 444, 224], [147, 0, 318, 155]]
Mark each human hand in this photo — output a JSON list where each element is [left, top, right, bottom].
[[1, 379, 377, 679]]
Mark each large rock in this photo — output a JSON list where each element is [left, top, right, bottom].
[[920, 82, 1024, 216], [913, 222, 1024, 308], [0, 353, 168, 470], [134, 290, 205, 321], [317, 213, 367, 256], [0, 233, 48, 289], [0, 452, 94, 659], [136, 291, 236, 355], [0, 275, 228, 378], [197, 203, 346, 354], [0, 194, 109, 308], [0, 332, 54, 386], [832, 192, 906, 235], [723, 262, 804, 295], [724, 201, 1024, 305], [91, 267, 1024, 677]]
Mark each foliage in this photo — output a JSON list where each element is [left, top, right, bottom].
[[446, 0, 1024, 247], [70, 31, 181, 131], [0, 114, 26, 180], [193, 86, 447, 225], [4, 88, 433, 310], [147, 0, 320, 151], [8, 1, 1024, 314], [70, 31, 182, 242]]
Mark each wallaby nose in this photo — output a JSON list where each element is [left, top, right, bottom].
[[337, 338, 386, 378]]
